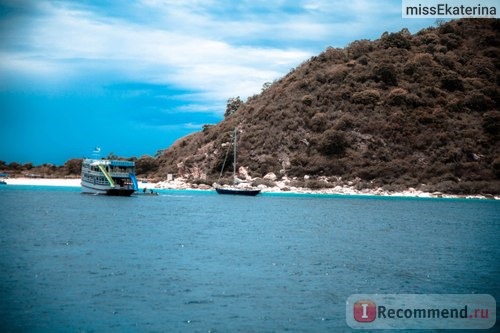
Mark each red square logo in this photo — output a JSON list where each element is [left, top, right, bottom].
[[353, 300, 376, 322]]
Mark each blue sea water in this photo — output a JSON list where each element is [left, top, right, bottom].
[[0, 185, 498, 332]]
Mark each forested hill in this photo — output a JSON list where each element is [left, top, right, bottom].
[[154, 18, 500, 195]]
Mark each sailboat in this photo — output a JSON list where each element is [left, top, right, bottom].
[[215, 128, 261, 196]]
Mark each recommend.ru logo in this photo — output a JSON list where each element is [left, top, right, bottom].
[[353, 300, 377, 322], [346, 294, 496, 329]]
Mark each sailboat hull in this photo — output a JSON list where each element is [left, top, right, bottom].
[[215, 187, 261, 196]]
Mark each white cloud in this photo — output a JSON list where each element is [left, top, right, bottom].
[[1, 1, 310, 107], [0, 53, 60, 77]]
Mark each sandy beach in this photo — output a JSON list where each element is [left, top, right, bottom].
[[2, 177, 498, 200], [3, 178, 82, 187]]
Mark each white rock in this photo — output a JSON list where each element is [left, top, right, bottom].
[[238, 166, 252, 180], [263, 172, 277, 181]]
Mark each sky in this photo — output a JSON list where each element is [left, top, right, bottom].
[[0, 0, 435, 165]]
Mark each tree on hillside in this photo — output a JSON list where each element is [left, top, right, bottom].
[[8, 162, 22, 171], [107, 153, 119, 160], [261, 82, 272, 92], [224, 96, 243, 118], [64, 159, 82, 175]]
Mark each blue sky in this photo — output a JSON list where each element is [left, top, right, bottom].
[[0, 0, 435, 165]]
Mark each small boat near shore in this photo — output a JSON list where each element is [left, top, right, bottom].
[[139, 188, 159, 196], [81, 158, 138, 196]]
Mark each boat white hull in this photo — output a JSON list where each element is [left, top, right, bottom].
[[81, 182, 134, 196]]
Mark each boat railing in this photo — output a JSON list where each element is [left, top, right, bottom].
[[84, 169, 133, 178], [108, 171, 132, 178]]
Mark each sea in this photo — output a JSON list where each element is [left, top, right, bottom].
[[0, 185, 498, 333]]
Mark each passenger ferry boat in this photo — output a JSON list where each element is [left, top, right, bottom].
[[81, 159, 138, 196]]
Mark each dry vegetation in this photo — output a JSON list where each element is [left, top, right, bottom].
[[152, 19, 500, 195]]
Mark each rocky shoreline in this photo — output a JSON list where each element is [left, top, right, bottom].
[[151, 170, 499, 199]]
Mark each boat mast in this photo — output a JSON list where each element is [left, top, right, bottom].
[[233, 128, 237, 185]]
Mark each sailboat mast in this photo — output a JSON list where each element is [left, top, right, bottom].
[[233, 128, 237, 185]]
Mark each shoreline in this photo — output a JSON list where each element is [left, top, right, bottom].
[[2, 177, 498, 200]]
